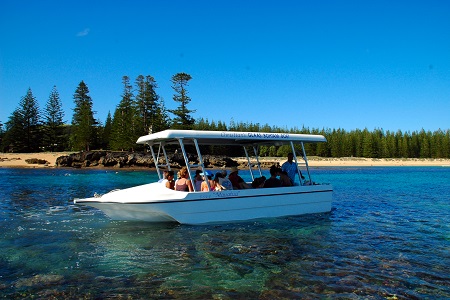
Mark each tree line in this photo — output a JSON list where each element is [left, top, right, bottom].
[[1, 73, 449, 159]]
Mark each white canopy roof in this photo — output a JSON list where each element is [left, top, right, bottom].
[[136, 130, 326, 146]]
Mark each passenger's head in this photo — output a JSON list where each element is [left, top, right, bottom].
[[200, 170, 213, 179], [167, 170, 174, 179], [269, 165, 279, 176], [180, 167, 188, 177]]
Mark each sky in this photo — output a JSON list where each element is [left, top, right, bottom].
[[1, 0, 449, 133]]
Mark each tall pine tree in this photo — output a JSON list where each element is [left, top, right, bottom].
[[169, 73, 195, 129], [110, 76, 137, 151], [102, 111, 113, 149], [3, 88, 42, 152], [43, 86, 65, 151], [71, 81, 95, 151]]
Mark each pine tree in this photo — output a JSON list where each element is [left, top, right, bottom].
[[169, 73, 195, 129], [43, 86, 65, 151], [135, 75, 159, 135], [153, 97, 171, 132], [110, 76, 137, 151], [2, 111, 25, 152], [102, 111, 112, 149], [2, 89, 41, 152], [71, 81, 96, 151]]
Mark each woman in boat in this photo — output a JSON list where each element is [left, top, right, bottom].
[[193, 169, 203, 191], [200, 171, 216, 191], [165, 170, 175, 190], [175, 167, 194, 192]]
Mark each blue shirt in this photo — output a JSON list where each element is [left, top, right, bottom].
[[281, 161, 297, 183]]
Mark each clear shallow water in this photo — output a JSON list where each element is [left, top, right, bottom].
[[0, 167, 449, 299]]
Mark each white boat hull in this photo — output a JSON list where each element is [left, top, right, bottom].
[[75, 183, 333, 225]]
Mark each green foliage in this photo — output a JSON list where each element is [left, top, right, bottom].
[[188, 119, 450, 159], [71, 81, 96, 151], [102, 111, 113, 149], [169, 73, 195, 129], [135, 75, 168, 135], [2, 75, 450, 158], [2, 88, 41, 152], [42, 86, 66, 151], [110, 76, 137, 151]]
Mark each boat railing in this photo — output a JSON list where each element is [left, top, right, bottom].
[[243, 146, 263, 181], [149, 134, 315, 190], [150, 143, 171, 180]]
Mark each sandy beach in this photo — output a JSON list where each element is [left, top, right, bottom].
[[1, 152, 450, 168], [0, 152, 73, 168]]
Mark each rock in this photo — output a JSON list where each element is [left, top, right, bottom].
[[56, 155, 72, 167], [25, 158, 49, 165], [54, 150, 271, 169], [15, 274, 64, 288]]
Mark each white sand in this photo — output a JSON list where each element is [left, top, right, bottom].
[[1, 152, 449, 168]]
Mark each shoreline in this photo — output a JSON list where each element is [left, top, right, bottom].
[[1, 152, 450, 169]]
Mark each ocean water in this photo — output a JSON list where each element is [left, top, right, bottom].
[[0, 167, 449, 299]]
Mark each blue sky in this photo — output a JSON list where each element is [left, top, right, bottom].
[[1, 0, 449, 132]]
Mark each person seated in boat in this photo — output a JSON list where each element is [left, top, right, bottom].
[[175, 167, 194, 192], [200, 171, 216, 191], [157, 170, 169, 184], [218, 169, 233, 190], [193, 169, 203, 191], [263, 165, 282, 188], [276, 167, 293, 187], [228, 166, 251, 189], [251, 176, 266, 188], [165, 170, 175, 190], [175, 170, 181, 185]]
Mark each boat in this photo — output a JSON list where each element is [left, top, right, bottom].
[[74, 130, 333, 224]]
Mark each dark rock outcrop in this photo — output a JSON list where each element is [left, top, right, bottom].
[[25, 158, 49, 165], [55, 151, 245, 169]]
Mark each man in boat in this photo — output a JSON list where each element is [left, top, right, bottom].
[[281, 153, 304, 185], [228, 167, 251, 189], [263, 165, 282, 188]]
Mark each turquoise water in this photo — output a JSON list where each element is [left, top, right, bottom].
[[0, 167, 449, 299]]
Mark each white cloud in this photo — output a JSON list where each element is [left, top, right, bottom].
[[76, 28, 90, 37]]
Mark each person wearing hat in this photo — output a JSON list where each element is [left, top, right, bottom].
[[228, 166, 251, 189], [200, 170, 216, 192]]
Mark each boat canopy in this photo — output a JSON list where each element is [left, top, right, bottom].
[[136, 130, 327, 147], [136, 129, 327, 189]]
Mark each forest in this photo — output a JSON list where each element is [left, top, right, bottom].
[[1, 72, 449, 159]]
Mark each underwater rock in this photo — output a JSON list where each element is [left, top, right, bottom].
[[15, 274, 64, 288]]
